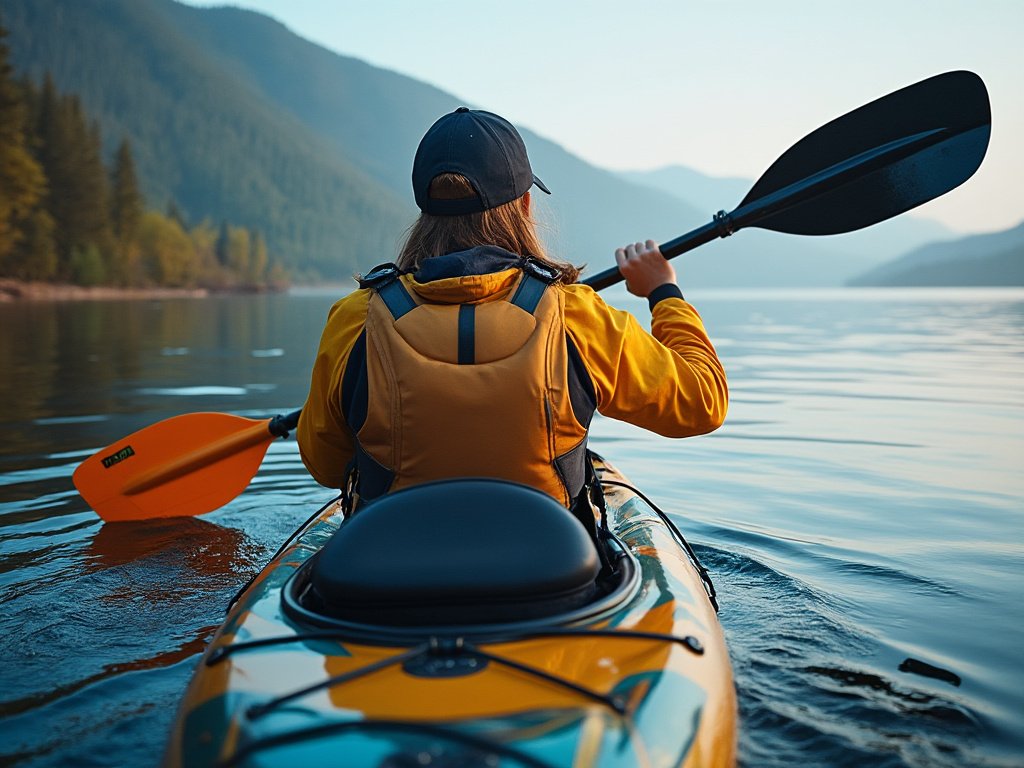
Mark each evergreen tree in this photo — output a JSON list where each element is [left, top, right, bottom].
[[0, 23, 49, 275], [215, 219, 230, 266], [227, 226, 250, 282], [33, 82, 114, 281], [248, 230, 268, 286], [111, 139, 142, 242], [12, 208, 58, 280], [33, 75, 70, 275], [166, 199, 187, 229], [110, 138, 143, 284], [187, 220, 220, 286], [0, 21, 291, 291], [80, 119, 116, 267]]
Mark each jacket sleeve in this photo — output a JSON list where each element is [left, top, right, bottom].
[[562, 284, 728, 437], [297, 288, 372, 488]]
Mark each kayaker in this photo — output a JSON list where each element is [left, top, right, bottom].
[[297, 107, 727, 520]]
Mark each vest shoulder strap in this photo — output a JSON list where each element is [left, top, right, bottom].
[[359, 263, 416, 320], [509, 257, 558, 315]]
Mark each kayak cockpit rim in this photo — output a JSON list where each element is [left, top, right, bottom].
[[277, 530, 642, 644]]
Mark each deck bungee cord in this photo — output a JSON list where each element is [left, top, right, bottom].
[[211, 626, 709, 727]]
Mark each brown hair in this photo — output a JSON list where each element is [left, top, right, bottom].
[[397, 174, 581, 283]]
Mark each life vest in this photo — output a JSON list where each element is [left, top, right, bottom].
[[340, 259, 595, 508]]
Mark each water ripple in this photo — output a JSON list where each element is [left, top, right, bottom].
[[136, 386, 250, 396], [1, 289, 1022, 767], [720, 432, 922, 449]]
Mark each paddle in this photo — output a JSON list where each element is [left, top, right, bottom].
[[583, 70, 991, 290], [73, 410, 300, 522], [73, 70, 990, 521]]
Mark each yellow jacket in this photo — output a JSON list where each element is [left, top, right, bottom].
[[298, 249, 727, 502]]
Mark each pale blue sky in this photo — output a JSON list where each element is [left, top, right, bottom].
[[186, 0, 1023, 234]]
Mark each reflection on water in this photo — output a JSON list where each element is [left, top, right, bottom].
[[0, 627, 217, 721], [1, 515, 259, 716], [1, 288, 1023, 767], [85, 517, 250, 575]]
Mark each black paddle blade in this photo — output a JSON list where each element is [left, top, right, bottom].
[[740, 70, 990, 235]]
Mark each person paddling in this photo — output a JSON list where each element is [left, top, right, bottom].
[[297, 107, 728, 519]]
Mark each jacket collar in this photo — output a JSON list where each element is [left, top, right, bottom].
[[407, 247, 523, 304], [413, 246, 520, 281]]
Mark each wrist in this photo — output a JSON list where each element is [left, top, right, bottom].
[[647, 282, 683, 310]]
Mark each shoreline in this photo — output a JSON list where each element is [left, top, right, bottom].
[[0, 279, 287, 302]]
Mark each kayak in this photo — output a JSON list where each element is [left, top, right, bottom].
[[162, 456, 737, 767]]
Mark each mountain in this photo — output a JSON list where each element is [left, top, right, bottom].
[[847, 220, 1024, 286], [0, 0, 959, 287], [128, 2, 713, 279], [3, 0, 420, 280], [2, 0, 418, 280], [619, 166, 750, 213]]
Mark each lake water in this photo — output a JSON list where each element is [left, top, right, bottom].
[[0, 287, 1021, 767]]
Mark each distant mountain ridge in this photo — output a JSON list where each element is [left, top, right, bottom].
[[619, 166, 750, 212], [847, 220, 1024, 286], [4, 0, 961, 286]]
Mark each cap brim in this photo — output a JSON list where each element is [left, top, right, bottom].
[[532, 174, 551, 195]]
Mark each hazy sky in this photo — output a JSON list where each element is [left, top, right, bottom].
[[186, 0, 1023, 235]]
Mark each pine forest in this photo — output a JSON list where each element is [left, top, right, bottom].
[[0, 23, 286, 292]]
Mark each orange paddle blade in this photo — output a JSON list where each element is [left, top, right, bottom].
[[73, 412, 276, 522]]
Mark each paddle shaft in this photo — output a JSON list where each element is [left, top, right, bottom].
[[582, 125, 956, 291]]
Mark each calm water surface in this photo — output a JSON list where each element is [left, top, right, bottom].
[[0, 287, 1021, 767]]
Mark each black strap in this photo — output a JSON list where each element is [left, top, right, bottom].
[[457, 304, 475, 364], [568, 457, 614, 577], [339, 331, 387, 511], [340, 331, 368, 432], [340, 459, 359, 516], [509, 257, 557, 315], [342, 445, 396, 515], [584, 450, 609, 533], [565, 336, 596, 428], [569, 487, 598, 542], [359, 263, 417, 320], [377, 279, 417, 320], [508, 274, 546, 314]]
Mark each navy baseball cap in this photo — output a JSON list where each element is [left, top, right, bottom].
[[412, 107, 551, 216]]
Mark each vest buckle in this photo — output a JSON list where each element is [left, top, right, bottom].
[[520, 256, 559, 284], [358, 263, 402, 289]]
